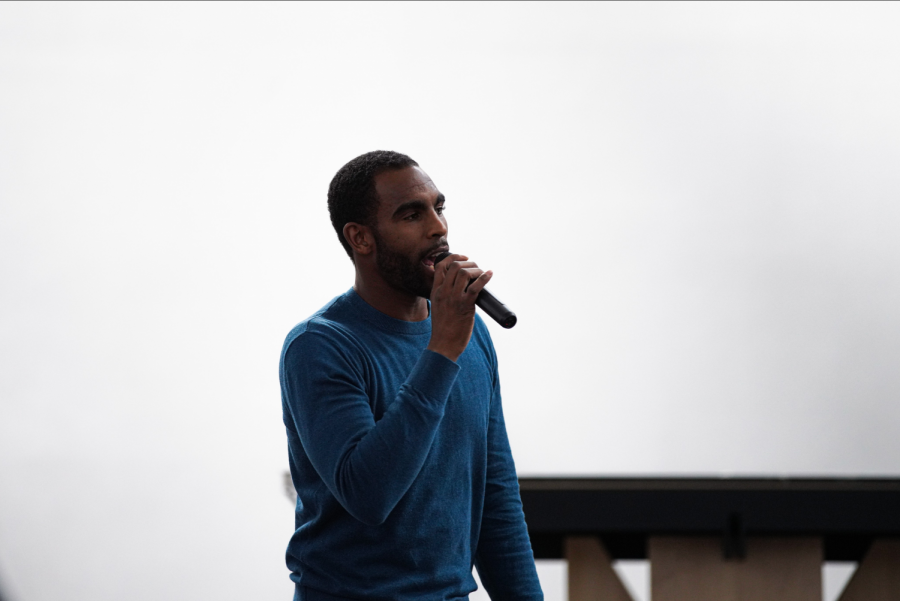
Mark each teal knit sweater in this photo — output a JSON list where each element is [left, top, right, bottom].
[[279, 288, 542, 601]]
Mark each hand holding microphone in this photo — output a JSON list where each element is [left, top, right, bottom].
[[433, 252, 517, 329], [426, 252, 517, 362]]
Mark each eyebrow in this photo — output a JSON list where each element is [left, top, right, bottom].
[[391, 194, 445, 218]]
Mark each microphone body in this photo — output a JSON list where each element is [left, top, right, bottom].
[[434, 252, 517, 329]]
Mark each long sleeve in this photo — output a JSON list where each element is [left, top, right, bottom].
[[474, 370, 543, 600], [281, 327, 459, 526]]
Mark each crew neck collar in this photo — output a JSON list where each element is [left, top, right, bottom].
[[345, 287, 432, 336]]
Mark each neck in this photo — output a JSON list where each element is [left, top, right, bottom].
[[353, 269, 429, 322]]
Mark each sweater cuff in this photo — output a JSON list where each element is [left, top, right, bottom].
[[406, 349, 460, 404]]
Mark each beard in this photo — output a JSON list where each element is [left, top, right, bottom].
[[372, 228, 434, 299]]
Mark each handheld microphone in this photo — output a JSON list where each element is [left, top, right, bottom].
[[434, 252, 517, 329]]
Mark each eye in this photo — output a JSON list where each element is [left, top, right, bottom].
[[403, 212, 419, 221], [436, 205, 445, 215]]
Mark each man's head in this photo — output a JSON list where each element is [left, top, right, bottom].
[[328, 151, 449, 299], [328, 150, 419, 260]]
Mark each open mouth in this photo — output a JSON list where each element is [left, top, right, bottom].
[[421, 247, 449, 270]]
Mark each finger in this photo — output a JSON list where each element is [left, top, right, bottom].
[[444, 261, 478, 280], [437, 254, 469, 274], [432, 259, 447, 290], [443, 260, 478, 271], [439, 253, 468, 268], [432, 255, 458, 290], [442, 261, 479, 289], [464, 270, 493, 296], [454, 268, 485, 294]]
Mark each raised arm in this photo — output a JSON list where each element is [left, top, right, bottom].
[[281, 253, 491, 526], [282, 331, 459, 526]]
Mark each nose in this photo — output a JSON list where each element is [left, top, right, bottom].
[[427, 207, 448, 238]]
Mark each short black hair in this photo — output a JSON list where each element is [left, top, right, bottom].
[[327, 150, 419, 260]]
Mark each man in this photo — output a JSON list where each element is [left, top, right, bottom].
[[279, 151, 542, 600]]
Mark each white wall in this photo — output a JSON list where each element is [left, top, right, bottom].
[[2, 3, 899, 600]]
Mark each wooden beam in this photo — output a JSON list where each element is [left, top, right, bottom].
[[565, 536, 634, 601], [837, 539, 900, 601], [650, 537, 822, 601]]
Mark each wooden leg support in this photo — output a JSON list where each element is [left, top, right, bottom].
[[649, 537, 822, 601], [837, 539, 900, 601], [565, 536, 634, 601]]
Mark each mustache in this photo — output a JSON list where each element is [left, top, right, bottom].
[[420, 240, 449, 261]]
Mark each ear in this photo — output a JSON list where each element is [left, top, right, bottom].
[[343, 222, 375, 258]]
